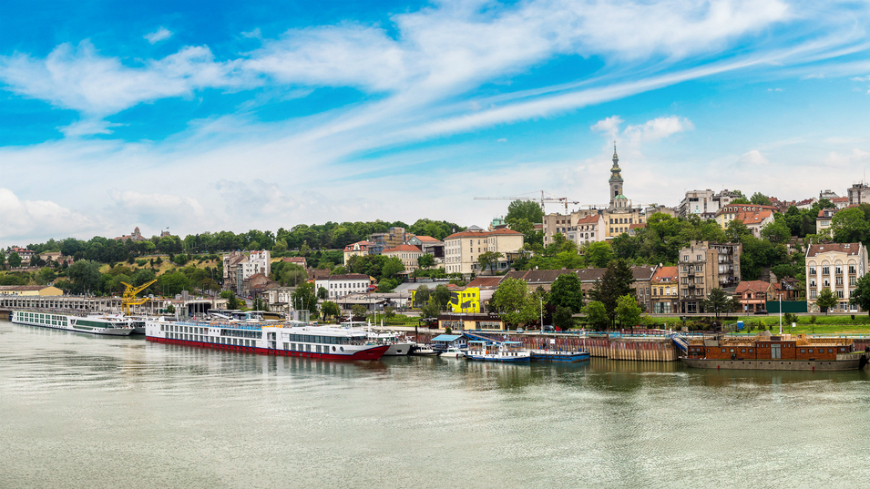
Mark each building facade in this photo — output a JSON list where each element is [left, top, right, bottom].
[[805, 243, 868, 313], [315, 274, 372, 300], [443, 227, 523, 275], [816, 208, 837, 235], [650, 266, 679, 314], [678, 241, 743, 313], [382, 244, 423, 272], [343, 241, 376, 264], [847, 183, 870, 206], [678, 189, 741, 219], [714, 204, 778, 236]]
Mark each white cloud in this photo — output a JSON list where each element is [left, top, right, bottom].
[[824, 148, 870, 167], [767, 87, 783, 91], [144, 27, 173, 44], [0, 188, 100, 244], [738, 149, 770, 166], [591, 115, 624, 137], [0, 41, 252, 116], [59, 119, 125, 137], [623, 116, 694, 143]]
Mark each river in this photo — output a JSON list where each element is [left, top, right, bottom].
[[2, 320, 870, 488]]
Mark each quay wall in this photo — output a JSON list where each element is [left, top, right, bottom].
[[414, 331, 677, 362]]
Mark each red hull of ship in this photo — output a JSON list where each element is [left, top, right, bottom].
[[147, 336, 389, 361]]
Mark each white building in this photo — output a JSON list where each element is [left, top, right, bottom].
[[223, 250, 270, 295], [315, 274, 372, 300], [568, 215, 604, 246], [678, 189, 741, 219], [443, 227, 524, 275], [805, 243, 868, 313], [382, 244, 423, 272]]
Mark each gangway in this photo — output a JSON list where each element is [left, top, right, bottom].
[[463, 331, 503, 344], [671, 334, 689, 354]]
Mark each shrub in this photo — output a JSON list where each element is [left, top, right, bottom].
[[783, 313, 798, 325], [810, 315, 817, 324], [136, 259, 148, 267]]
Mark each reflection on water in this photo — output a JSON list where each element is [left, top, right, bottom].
[[2, 320, 870, 489]]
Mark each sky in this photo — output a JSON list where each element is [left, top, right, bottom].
[[1, 0, 870, 247]]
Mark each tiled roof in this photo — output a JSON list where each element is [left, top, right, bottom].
[[466, 277, 503, 288], [414, 236, 442, 243], [575, 215, 601, 225], [576, 268, 607, 282], [651, 266, 678, 283], [444, 228, 523, 240], [806, 243, 862, 257], [831, 197, 849, 203], [383, 245, 423, 253], [324, 274, 370, 281], [735, 280, 773, 294], [344, 240, 374, 251], [817, 209, 837, 218], [282, 257, 307, 264], [629, 223, 645, 230], [732, 209, 773, 225]]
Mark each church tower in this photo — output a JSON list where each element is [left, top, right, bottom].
[[608, 140, 624, 208]]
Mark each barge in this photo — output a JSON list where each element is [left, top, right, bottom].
[[11, 310, 135, 336], [681, 332, 869, 371]]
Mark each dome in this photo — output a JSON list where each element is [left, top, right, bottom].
[[614, 194, 628, 201]]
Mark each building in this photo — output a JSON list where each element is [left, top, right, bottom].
[[5, 247, 35, 263], [265, 286, 296, 311], [650, 266, 679, 314], [714, 204, 778, 236], [575, 265, 657, 312], [0, 285, 63, 296], [603, 142, 643, 238], [816, 208, 837, 235], [343, 241, 377, 264], [222, 250, 270, 295], [447, 287, 481, 313], [805, 243, 868, 313], [645, 205, 678, 219], [382, 244, 423, 272], [368, 227, 408, 251], [407, 235, 444, 262], [438, 313, 505, 331], [677, 241, 743, 313], [281, 256, 308, 268], [315, 274, 372, 300], [114, 226, 149, 243], [734, 280, 778, 313], [847, 183, 870, 206], [678, 189, 741, 219], [443, 227, 524, 275], [542, 212, 604, 246], [831, 197, 850, 209]]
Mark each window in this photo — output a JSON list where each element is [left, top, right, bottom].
[[809, 267, 816, 275], [836, 266, 843, 274], [823, 266, 829, 275], [683, 255, 688, 262], [849, 265, 856, 274]]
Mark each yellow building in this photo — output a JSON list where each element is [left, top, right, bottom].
[[438, 313, 505, 331], [448, 287, 481, 313], [0, 285, 63, 296]]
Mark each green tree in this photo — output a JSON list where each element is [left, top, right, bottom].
[[420, 298, 440, 319], [703, 288, 739, 319], [220, 290, 241, 309], [726, 219, 752, 242], [553, 305, 574, 331], [750, 192, 772, 206], [414, 285, 431, 306], [252, 297, 269, 311], [583, 301, 608, 329], [292, 282, 319, 316], [506, 200, 544, 224], [273, 239, 288, 253], [549, 273, 584, 312], [7, 252, 21, 268], [830, 207, 870, 244], [761, 220, 790, 244], [317, 286, 328, 300], [477, 251, 503, 274], [585, 242, 613, 268], [432, 284, 451, 309], [588, 258, 635, 328], [491, 277, 536, 326], [351, 304, 367, 318], [67, 260, 102, 294], [418, 253, 435, 269], [381, 256, 405, 278], [849, 274, 870, 317], [615, 294, 642, 330], [816, 288, 838, 314], [321, 301, 340, 321]]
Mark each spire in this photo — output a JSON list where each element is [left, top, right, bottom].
[[612, 140, 619, 166]]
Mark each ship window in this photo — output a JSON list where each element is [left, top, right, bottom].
[[749, 349, 753, 352], [721, 349, 725, 353], [808, 349, 813, 353], [800, 349, 805, 353], [840, 348, 845, 352], [828, 349, 833, 353], [332, 346, 336, 352], [740, 349, 745, 353]]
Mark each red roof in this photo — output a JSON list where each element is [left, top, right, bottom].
[[414, 236, 441, 243], [344, 240, 374, 252], [629, 223, 645, 230], [383, 245, 423, 253], [467, 277, 503, 288], [651, 266, 678, 283], [735, 281, 773, 294], [575, 215, 601, 225], [807, 243, 862, 257], [831, 197, 849, 203]]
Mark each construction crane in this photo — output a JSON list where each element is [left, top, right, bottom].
[[474, 190, 580, 214], [121, 279, 157, 315]]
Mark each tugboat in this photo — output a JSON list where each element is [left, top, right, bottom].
[[680, 332, 868, 371]]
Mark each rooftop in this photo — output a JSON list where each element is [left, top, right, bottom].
[[806, 243, 862, 257]]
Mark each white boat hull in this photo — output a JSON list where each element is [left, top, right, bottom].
[[383, 342, 414, 356]]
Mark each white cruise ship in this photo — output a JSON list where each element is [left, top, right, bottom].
[[11, 311, 136, 336], [145, 318, 389, 360]]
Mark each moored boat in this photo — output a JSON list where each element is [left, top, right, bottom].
[[465, 341, 530, 363], [680, 333, 868, 371], [530, 349, 590, 363], [438, 346, 466, 358], [145, 318, 389, 361], [11, 310, 135, 336]]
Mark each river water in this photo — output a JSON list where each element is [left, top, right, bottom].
[[2, 320, 870, 489]]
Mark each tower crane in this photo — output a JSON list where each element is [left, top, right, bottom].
[[474, 190, 580, 214], [121, 279, 158, 315]]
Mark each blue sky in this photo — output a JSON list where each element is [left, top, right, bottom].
[[1, 0, 870, 247]]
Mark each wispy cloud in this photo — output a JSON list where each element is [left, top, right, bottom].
[[144, 27, 173, 44]]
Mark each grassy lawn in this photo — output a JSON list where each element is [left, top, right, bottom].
[[641, 314, 870, 336], [365, 314, 420, 326]]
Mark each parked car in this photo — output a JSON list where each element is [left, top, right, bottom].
[[515, 327, 524, 334], [754, 309, 769, 315], [543, 325, 555, 332]]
